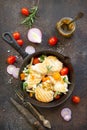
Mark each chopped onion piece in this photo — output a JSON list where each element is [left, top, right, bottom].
[[27, 28, 42, 43], [12, 68, 20, 79], [61, 108, 72, 118], [25, 46, 35, 54], [7, 65, 16, 75], [63, 115, 71, 121]]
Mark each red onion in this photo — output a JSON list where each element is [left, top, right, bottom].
[[63, 115, 71, 121], [27, 28, 42, 43], [7, 65, 16, 75], [61, 108, 72, 121], [25, 46, 35, 54], [12, 68, 20, 79], [7, 65, 20, 79]]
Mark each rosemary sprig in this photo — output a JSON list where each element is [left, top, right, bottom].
[[21, 6, 38, 28]]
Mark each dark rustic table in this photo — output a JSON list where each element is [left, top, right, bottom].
[[0, 0, 87, 130]]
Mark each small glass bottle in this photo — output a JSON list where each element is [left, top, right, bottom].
[[56, 17, 76, 38]]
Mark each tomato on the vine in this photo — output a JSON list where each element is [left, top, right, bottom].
[[60, 67, 69, 76], [48, 36, 58, 46], [7, 56, 16, 64], [12, 32, 20, 40], [21, 8, 30, 16], [17, 39, 24, 46], [72, 96, 80, 104]]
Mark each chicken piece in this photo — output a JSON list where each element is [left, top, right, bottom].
[[26, 72, 42, 90], [35, 86, 54, 103], [54, 80, 68, 94], [31, 63, 47, 75], [43, 56, 63, 72]]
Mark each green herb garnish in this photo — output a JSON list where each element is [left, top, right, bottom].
[[23, 69, 30, 74], [23, 82, 28, 90], [21, 6, 38, 27], [63, 77, 70, 84], [39, 55, 46, 62], [54, 91, 60, 98], [46, 65, 53, 72]]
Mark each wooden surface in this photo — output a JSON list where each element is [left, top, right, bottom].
[[0, 0, 87, 130]]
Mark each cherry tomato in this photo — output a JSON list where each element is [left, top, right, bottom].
[[60, 67, 69, 76], [21, 8, 30, 16], [54, 95, 60, 100], [12, 32, 20, 40], [72, 96, 80, 104], [17, 39, 24, 46], [33, 58, 40, 65], [48, 36, 58, 46], [7, 56, 16, 64]]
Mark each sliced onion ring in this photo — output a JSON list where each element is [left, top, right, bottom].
[[12, 68, 20, 79], [7, 65, 16, 75], [61, 108, 72, 118], [25, 46, 35, 54], [63, 115, 71, 121]]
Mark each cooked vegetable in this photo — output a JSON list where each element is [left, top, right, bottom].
[[7, 56, 16, 64], [60, 67, 69, 75], [54, 91, 60, 99], [72, 95, 80, 104], [54, 95, 60, 99], [53, 72, 61, 80], [48, 36, 58, 46], [25, 46, 35, 54], [27, 28, 42, 43], [46, 65, 53, 72], [33, 57, 40, 65], [39, 55, 46, 62], [12, 32, 20, 40], [20, 73, 26, 80], [21, 6, 38, 27], [42, 76, 50, 82], [23, 82, 28, 90], [63, 77, 70, 84], [21, 8, 30, 16], [17, 39, 24, 46]]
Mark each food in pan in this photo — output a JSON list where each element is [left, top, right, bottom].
[[20, 55, 70, 103]]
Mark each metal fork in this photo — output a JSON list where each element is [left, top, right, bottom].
[[15, 89, 51, 129]]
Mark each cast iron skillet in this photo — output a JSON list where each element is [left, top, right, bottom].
[[2, 32, 75, 108]]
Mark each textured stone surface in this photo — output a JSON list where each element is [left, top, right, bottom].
[[0, 0, 87, 130]]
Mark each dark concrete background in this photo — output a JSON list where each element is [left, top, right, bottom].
[[0, 0, 87, 130]]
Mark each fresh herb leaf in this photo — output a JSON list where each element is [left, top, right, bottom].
[[39, 55, 46, 62], [23, 82, 28, 90], [54, 91, 60, 98], [21, 6, 38, 28], [46, 65, 53, 72], [63, 77, 70, 84]]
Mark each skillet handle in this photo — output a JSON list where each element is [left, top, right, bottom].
[[2, 32, 28, 59]]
